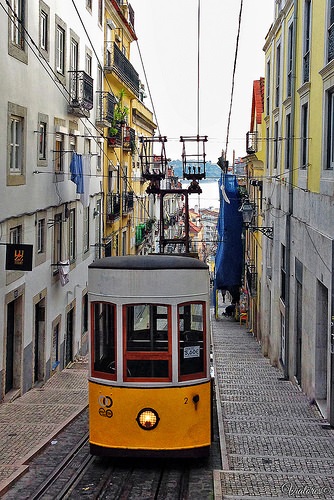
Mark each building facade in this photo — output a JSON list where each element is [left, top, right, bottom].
[[258, 0, 334, 424], [0, 0, 157, 402]]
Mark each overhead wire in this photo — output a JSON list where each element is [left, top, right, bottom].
[[2, 0, 154, 224], [224, 0, 244, 160]]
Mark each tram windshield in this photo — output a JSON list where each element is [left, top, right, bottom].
[[124, 304, 171, 380]]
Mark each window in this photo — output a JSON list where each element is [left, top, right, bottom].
[[40, 10, 48, 51], [178, 302, 205, 379], [10, 225, 22, 244], [266, 60, 271, 115], [54, 133, 64, 173], [275, 43, 281, 108], [274, 120, 279, 169], [287, 22, 294, 97], [9, 115, 23, 173], [280, 244, 286, 303], [69, 208, 76, 262], [124, 304, 171, 380], [328, 0, 334, 62], [301, 102, 309, 168], [70, 37, 78, 72], [83, 207, 89, 253], [326, 89, 334, 170], [95, 199, 102, 259], [53, 213, 63, 267], [266, 126, 270, 170], [39, 121, 47, 160], [92, 303, 116, 377], [7, 102, 27, 184], [285, 113, 291, 170], [56, 25, 65, 74], [303, 0, 311, 83], [9, 0, 25, 48], [37, 219, 45, 253], [85, 52, 92, 76], [98, 0, 103, 25]]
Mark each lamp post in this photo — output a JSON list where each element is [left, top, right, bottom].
[[240, 199, 273, 240]]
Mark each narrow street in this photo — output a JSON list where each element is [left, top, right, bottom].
[[212, 316, 334, 499]]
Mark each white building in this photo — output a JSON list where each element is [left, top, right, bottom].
[[0, 0, 105, 400]]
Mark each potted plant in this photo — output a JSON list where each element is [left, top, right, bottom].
[[108, 89, 129, 147]]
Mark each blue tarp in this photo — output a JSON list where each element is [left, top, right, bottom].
[[214, 174, 243, 298]]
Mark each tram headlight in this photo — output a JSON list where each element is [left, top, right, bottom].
[[136, 408, 160, 430]]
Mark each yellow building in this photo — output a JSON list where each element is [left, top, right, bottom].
[[100, 1, 156, 257], [261, 0, 334, 425], [244, 78, 267, 345]]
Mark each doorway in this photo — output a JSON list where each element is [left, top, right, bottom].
[[5, 296, 23, 395], [315, 281, 328, 417], [34, 299, 45, 385], [65, 307, 74, 366]]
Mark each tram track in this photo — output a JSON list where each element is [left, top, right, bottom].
[[28, 432, 92, 500]]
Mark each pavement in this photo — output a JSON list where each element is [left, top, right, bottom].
[[0, 313, 334, 498], [212, 314, 334, 499], [0, 358, 88, 495]]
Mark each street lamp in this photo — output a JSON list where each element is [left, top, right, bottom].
[[240, 199, 273, 240]]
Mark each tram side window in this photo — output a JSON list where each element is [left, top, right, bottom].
[[93, 302, 116, 375], [178, 302, 205, 379], [125, 304, 171, 379]]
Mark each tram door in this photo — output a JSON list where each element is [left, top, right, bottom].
[[65, 308, 74, 366]]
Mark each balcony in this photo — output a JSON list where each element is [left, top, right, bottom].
[[246, 261, 258, 297], [122, 191, 134, 214], [68, 70, 93, 117], [123, 126, 136, 152], [246, 131, 258, 155], [106, 193, 121, 222], [95, 91, 116, 127], [107, 124, 122, 148], [105, 42, 139, 96]]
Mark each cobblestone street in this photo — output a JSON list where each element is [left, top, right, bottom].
[[212, 317, 334, 499]]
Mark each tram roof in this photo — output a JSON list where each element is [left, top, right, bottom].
[[89, 254, 208, 271]]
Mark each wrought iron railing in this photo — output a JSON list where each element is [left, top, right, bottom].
[[106, 193, 121, 222], [96, 91, 115, 125], [246, 261, 258, 297], [68, 70, 93, 113], [246, 131, 258, 154], [105, 42, 139, 96], [328, 24, 334, 62]]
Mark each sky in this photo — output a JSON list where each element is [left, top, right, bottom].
[[129, 0, 274, 164]]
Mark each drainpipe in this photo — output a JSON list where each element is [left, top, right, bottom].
[[284, 0, 298, 379]]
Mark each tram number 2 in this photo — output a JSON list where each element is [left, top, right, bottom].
[[184, 397, 188, 404], [98, 395, 113, 418], [99, 407, 113, 418]]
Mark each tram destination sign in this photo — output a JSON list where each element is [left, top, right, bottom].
[[5, 243, 33, 271]]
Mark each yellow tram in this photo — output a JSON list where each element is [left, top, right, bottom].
[[88, 254, 212, 457]]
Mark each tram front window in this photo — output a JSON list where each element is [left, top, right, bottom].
[[178, 302, 205, 379], [125, 304, 171, 380], [93, 302, 116, 375]]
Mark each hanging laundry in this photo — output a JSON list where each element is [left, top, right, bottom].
[[59, 260, 70, 286], [80, 154, 91, 207], [69, 152, 84, 194]]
